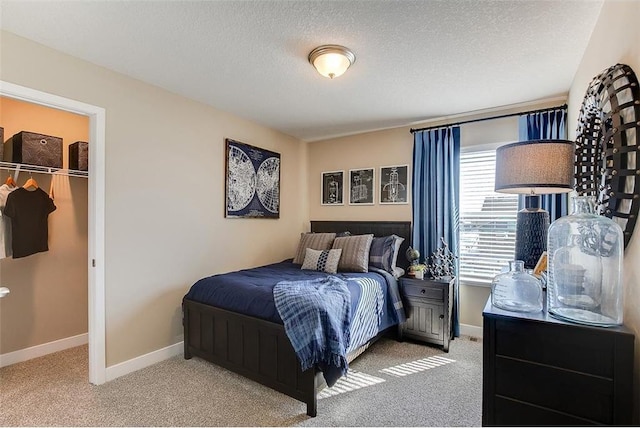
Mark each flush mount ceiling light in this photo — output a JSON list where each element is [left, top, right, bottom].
[[308, 45, 356, 79]]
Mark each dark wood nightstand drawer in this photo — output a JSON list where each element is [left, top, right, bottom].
[[402, 282, 443, 300]]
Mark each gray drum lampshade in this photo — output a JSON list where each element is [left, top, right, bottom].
[[495, 139, 575, 269], [495, 140, 575, 194]]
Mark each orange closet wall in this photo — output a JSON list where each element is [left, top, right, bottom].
[[0, 96, 89, 356]]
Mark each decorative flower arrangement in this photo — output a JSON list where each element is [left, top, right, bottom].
[[407, 263, 427, 273]]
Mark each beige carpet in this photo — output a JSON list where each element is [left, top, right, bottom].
[[0, 336, 482, 426]]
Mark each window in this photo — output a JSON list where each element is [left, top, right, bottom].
[[459, 149, 518, 286]]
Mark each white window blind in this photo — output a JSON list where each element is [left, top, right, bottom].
[[459, 150, 518, 285]]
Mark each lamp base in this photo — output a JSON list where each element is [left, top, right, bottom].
[[515, 201, 549, 270]]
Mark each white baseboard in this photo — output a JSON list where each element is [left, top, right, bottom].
[[460, 323, 483, 339], [2, 325, 483, 380], [0, 333, 88, 368], [103, 324, 483, 381], [105, 341, 183, 382]]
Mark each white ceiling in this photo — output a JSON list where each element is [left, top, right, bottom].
[[0, 0, 603, 142]]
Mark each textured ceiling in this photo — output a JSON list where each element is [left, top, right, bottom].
[[0, 0, 603, 142]]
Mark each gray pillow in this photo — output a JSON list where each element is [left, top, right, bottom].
[[293, 232, 336, 264], [369, 235, 395, 272], [332, 234, 374, 272]]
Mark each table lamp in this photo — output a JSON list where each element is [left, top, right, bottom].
[[494, 139, 575, 269]]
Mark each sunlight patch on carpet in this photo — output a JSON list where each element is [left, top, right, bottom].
[[379, 355, 456, 377], [318, 370, 386, 399]]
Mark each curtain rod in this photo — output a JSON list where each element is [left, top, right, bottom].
[[409, 104, 568, 134]]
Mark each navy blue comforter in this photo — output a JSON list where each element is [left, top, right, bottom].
[[184, 260, 404, 334]]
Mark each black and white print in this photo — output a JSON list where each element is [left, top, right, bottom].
[[321, 171, 344, 205], [225, 139, 280, 218], [349, 168, 374, 205], [379, 165, 409, 204]]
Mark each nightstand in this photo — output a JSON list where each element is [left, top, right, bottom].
[[398, 276, 453, 351]]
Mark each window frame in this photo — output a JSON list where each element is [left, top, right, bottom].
[[459, 145, 519, 287]]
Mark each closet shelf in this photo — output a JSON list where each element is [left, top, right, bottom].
[[0, 161, 88, 178]]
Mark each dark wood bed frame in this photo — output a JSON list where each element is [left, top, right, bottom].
[[182, 220, 412, 417]]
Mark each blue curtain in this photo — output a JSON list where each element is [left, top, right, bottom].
[[412, 126, 461, 337], [518, 109, 569, 220]]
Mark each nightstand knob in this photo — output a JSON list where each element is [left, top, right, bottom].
[[439, 314, 444, 319], [420, 289, 426, 294]]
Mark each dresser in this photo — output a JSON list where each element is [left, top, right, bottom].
[[398, 277, 453, 351], [482, 298, 634, 426]]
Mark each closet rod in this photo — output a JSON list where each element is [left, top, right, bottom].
[[409, 104, 568, 134], [0, 161, 88, 178]]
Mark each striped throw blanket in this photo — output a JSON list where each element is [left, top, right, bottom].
[[273, 276, 351, 382], [347, 277, 384, 353]]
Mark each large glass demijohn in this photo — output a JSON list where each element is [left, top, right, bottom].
[[547, 196, 624, 326]]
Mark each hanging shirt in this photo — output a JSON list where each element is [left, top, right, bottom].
[[0, 183, 18, 259], [3, 187, 57, 258]]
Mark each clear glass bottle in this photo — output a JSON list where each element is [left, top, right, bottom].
[[491, 260, 543, 313], [547, 196, 623, 326]]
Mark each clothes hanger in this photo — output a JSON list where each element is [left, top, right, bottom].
[[5, 174, 16, 187], [23, 173, 38, 190]]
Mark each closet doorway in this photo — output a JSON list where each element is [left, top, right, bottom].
[[0, 80, 106, 384]]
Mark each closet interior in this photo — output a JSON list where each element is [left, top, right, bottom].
[[0, 96, 89, 367]]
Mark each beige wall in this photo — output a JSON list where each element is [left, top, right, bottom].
[[0, 96, 89, 354], [566, 0, 640, 420], [0, 31, 308, 366], [308, 126, 413, 221], [308, 102, 562, 330]]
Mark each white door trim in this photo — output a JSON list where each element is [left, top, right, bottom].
[[0, 80, 107, 385]]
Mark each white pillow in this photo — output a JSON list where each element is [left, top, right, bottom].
[[390, 235, 405, 270], [392, 266, 406, 279], [301, 248, 342, 274]]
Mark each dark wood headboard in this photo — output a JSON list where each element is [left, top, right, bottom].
[[310, 221, 412, 270]]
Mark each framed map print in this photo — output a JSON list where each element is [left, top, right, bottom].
[[349, 168, 374, 205], [225, 138, 280, 218], [379, 165, 409, 204], [321, 171, 344, 205]]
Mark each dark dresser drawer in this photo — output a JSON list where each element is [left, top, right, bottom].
[[493, 397, 597, 426], [495, 356, 613, 424], [494, 318, 615, 377]]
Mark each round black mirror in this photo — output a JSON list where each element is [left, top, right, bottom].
[[575, 63, 640, 249]]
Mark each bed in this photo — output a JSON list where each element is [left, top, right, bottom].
[[182, 220, 412, 416]]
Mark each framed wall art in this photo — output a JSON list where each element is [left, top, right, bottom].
[[379, 164, 409, 204], [349, 168, 374, 205], [321, 170, 344, 205], [225, 138, 280, 218]]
